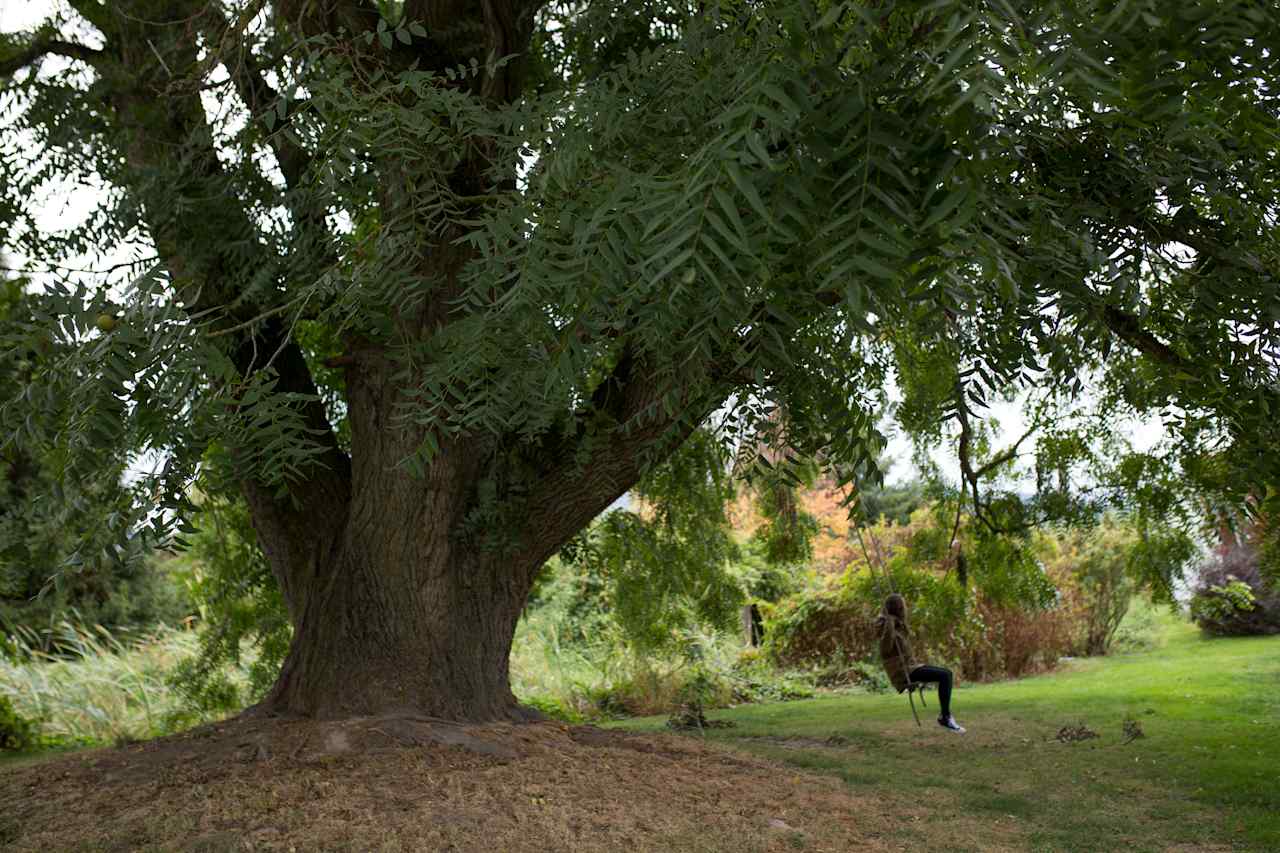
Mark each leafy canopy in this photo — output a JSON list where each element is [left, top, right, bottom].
[[0, 0, 1276, 571]]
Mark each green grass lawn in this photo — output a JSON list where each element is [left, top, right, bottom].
[[609, 605, 1280, 852]]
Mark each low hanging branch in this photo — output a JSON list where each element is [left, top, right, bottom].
[[0, 34, 102, 78]]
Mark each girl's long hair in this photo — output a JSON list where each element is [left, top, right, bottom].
[[882, 593, 907, 622]]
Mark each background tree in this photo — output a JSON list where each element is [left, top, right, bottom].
[[1, 0, 1277, 722], [0, 267, 183, 647], [1040, 517, 1192, 655]]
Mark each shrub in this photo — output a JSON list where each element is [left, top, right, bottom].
[[1037, 517, 1193, 656], [0, 693, 38, 751], [762, 579, 878, 668], [764, 507, 1071, 682], [728, 650, 819, 700], [1190, 543, 1280, 636], [166, 490, 288, 717], [1040, 521, 1137, 656], [525, 554, 615, 647], [964, 598, 1075, 679], [763, 555, 1068, 682], [802, 653, 889, 692]]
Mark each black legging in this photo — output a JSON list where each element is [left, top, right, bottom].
[[908, 665, 953, 718]]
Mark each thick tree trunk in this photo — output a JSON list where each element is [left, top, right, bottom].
[[245, 362, 571, 722], [258, 539, 536, 721], [241, 350, 686, 720]]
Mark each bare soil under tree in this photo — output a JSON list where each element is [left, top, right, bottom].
[[0, 716, 913, 852]]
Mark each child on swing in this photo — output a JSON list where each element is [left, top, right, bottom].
[[877, 593, 966, 733]]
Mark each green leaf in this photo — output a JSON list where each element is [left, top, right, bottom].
[[847, 251, 898, 282], [649, 247, 695, 287], [921, 188, 968, 231], [711, 186, 750, 251], [817, 2, 848, 29], [724, 161, 771, 224]]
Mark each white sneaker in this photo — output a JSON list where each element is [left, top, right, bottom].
[[938, 715, 966, 733]]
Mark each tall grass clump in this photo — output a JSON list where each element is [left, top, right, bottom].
[[0, 621, 236, 746]]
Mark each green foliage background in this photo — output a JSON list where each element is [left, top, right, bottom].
[[0, 278, 187, 646]]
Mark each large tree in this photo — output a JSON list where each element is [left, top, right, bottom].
[[1, 0, 1276, 721]]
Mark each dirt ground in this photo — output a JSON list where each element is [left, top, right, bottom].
[[0, 715, 927, 852]]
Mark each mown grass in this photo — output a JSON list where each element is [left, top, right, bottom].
[[609, 601, 1280, 852]]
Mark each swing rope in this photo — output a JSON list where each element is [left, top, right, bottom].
[[855, 501, 928, 725]]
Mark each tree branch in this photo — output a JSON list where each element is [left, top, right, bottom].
[[273, 0, 382, 39], [0, 34, 103, 78], [1131, 206, 1272, 279], [75, 5, 354, 586], [201, 12, 313, 188], [516, 354, 713, 566], [952, 377, 1042, 538], [974, 417, 1040, 479], [1100, 305, 1185, 368], [953, 383, 985, 522]]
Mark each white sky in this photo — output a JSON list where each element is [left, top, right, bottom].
[[0, 0, 52, 31]]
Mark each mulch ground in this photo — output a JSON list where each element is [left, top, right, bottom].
[[1, 714, 923, 852]]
